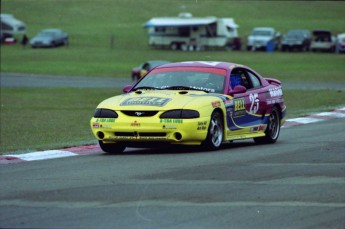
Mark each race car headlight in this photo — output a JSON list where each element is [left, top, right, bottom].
[[94, 109, 118, 118], [160, 109, 200, 119]]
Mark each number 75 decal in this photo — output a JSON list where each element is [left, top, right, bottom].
[[249, 93, 259, 114]]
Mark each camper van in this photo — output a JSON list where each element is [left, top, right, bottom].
[[144, 13, 241, 51], [0, 14, 26, 36]]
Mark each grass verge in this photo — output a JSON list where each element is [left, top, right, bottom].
[[0, 87, 119, 154], [1, 0, 345, 80]]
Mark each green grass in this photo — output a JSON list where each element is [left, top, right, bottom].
[[1, 0, 345, 154], [2, 45, 345, 82], [1, 0, 345, 79], [0, 88, 120, 154], [284, 89, 345, 118]]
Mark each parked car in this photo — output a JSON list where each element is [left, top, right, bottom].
[[281, 29, 311, 52], [0, 33, 16, 44], [30, 29, 68, 48], [310, 30, 336, 52], [247, 27, 280, 51], [336, 33, 345, 53], [131, 60, 170, 81], [91, 61, 286, 154]]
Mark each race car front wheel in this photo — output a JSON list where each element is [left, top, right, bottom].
[[202, 111, 224, 151], [254, 107, 280, 144], [99, 140, 126, 154]]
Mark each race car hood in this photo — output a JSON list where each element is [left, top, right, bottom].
[[97, 90, 217, 111]]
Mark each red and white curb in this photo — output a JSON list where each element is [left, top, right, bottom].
[[281, 107, 345, 128], [0, 145, 100, 165], [1, 107, 344, 165]]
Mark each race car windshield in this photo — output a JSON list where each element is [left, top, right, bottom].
[[134, 67, 226, 93]]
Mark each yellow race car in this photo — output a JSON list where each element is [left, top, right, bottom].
[[90, 61, 286, 153]]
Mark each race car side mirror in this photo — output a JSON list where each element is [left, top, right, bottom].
[[123, 85, 133, 93], [229, 85, 247, 96]]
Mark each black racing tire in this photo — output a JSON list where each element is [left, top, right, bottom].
[[99, 140, 126, 154], [202, 111, 224, 151], [254, 107, 281, 144]]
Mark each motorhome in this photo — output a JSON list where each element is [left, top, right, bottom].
[[144, 13, 241, 51], [0, 14, 26, 36]]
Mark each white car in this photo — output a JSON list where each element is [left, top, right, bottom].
[[310, 30, 336, 52], [247, 27, 280, 51]]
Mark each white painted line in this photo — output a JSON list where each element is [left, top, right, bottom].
[[6, 150, 77, 161], [285, 117, 323, 124], [314, 112, 345, 118]]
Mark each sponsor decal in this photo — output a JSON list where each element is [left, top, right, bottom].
[[121, 97, 171, 107], [233, 98, 246, 117], [250, 125, 265, 132], [162, 125, 177, 129], [96, 118, 115, 122], [182, 61, 221, 66], [197, 121, 207, 130], [131, 121, 141, 127], [111, 136, 166, 140], [249, 93, 259, 114], [267, 98, 284, 105], [224, 99, 233, 108], [100, 124, 112, 129], [269, 88, 283, 97], [160, 119, 183, 124], [140, 137, 166, 140], [191, 86, 215, 93]]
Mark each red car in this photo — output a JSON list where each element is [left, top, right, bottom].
[[131, 60, 170, 81]]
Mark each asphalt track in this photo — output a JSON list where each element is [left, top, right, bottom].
[[1, 73, 345, 228], [1, 118, 345, 228], [1, 72, 345, 90]]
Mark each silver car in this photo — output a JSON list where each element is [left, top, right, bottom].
[[30, 28, 68, 48], [310, 30, 336, 52], [247, 27, 280, 51]]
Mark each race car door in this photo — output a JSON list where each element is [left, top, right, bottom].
[[227, 67, 268, 133]]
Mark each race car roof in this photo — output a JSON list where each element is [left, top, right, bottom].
[[144, 17, 238, 28], [155, 61, 239, 69]]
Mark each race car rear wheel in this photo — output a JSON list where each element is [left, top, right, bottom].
[[254, 107, 280, 144], [99, 140, 126, 154], [202, 111, 224, 151]]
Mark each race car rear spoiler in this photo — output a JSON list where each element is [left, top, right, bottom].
[[265, 78, 281, 86]]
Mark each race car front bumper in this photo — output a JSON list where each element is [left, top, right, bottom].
[[90, 116, 210, 145]]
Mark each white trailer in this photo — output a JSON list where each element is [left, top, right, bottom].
[[144, 13, 241, 51], [0, 14, 26, 36]]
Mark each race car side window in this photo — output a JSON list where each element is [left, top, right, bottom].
[[230, 73, 242, 89], [230, 68, 253, 90], [247, 71, 261, 88]]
